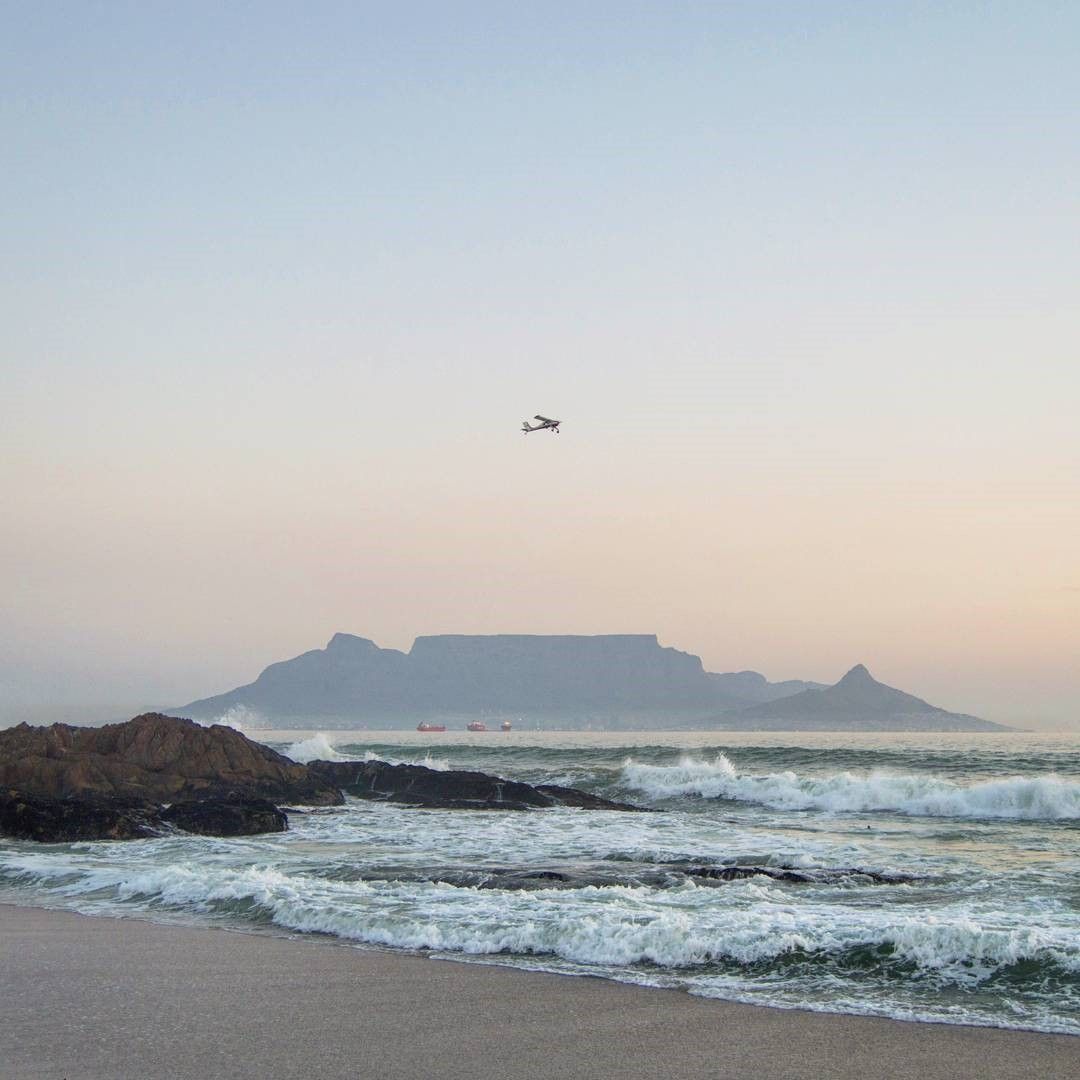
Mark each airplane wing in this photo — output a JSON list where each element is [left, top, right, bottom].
[[534, 415, 555, 423]]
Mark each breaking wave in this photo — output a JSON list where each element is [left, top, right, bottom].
[[620, 755, 1080, 820], [284, 733, 349, 763], [194, 704, 263, 735], [3, 854, 1076, 1007], [4, 731, 1078, 1036], [284, 734, 449, 771]]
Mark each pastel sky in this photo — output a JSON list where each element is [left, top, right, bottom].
[[3, 2, 1078, 726]]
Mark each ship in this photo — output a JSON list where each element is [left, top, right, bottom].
[[501, 719, 512, 731], [416, 722, 446, 733], [466, 721, 487, 732]]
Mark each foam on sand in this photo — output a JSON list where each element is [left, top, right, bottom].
[[6, 905, 1077, 1080]]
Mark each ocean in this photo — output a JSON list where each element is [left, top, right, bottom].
[[2, 729, 1077, 1034]]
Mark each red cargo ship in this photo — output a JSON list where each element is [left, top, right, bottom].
[[416, 722, 446, 732]]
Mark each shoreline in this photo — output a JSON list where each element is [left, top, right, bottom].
[[2, 903, 1075, 1080]]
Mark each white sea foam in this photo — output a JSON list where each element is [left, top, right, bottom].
[[357, 749, 451, 771], [192, 704, 262, 734], [3, 733, 1078, 1036], [413, 753, 451, 772], [283, 736, 451, 771], [5, 853, 1076, 992], [621, 754, 1080, 820], [285, 733, 351, 763]]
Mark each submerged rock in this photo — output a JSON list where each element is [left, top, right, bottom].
[[687, 865, 917, 885], [0, 790, 163, 842], [161, 796, 287, 837], [533, 783, 645, 811], [307, 760, 645, 812], [0, 713, 343, 806]]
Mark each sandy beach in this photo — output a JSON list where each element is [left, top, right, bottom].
[[2, 904, 1075, 1080]]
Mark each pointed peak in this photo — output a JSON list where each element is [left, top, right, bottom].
[[836, 663, 875, 686], [326, 633, 377, 652]]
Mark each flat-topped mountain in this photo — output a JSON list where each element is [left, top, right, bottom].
[[716, 664, 1007, 731], [182, 633, 725, 724], [177, 635, 995, 731]]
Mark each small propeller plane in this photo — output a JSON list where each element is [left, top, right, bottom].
[[521, 414, 561, 434]]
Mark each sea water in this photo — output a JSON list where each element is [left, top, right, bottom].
[[2, 730, 1077, 1034]]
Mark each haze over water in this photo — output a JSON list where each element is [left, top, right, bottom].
[[3, 3, 1079, 730]]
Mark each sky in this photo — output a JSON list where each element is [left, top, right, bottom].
[[2, 2, 1078, 727]]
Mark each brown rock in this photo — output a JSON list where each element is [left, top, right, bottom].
[[0, 714, 343, 806]]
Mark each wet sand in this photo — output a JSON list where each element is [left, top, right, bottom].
[[2, 904, 1075, 1080]]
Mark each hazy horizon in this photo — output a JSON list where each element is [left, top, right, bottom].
[[1, 628, 1072, 732], [3, 4, 1077, 729]]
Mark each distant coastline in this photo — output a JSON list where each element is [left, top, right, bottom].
[[178, 633, 1005, 732]]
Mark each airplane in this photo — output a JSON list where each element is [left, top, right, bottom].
[[522, 414, 561, 434]]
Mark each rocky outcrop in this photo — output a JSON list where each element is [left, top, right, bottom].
[[0, 714, 647, 842], [0, 713, 343, 805], [307, 759, 645, 812], [161, 796, 287, 837], [0, 790, 163, 842], [0, 713, 340, 843], [0, 790, 290, 842]]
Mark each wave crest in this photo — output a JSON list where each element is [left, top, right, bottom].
[[193, 704, 263, 734], [285, 733, 351, 763], [620, 754, 1080, 820], [284, 736, 450, 771]]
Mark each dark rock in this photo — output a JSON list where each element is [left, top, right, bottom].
[[0, 714, 343, 805], [308, 760, 548, 810], [308, 760, 646, 812], [474, 869, 575, 889], [688, 865, 814, 884], [687, 865, 918, 885], [0, 789, 291, 843], [0, 789, 164, 842], [533, 784, 649, 812], [162, 796, 287, 837]]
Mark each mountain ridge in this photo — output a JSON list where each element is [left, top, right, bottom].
[[717, 663, 1006, 731], [177, 634, 1003, 731]]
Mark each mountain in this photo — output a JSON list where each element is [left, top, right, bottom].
[[179, 633, 816, 727], [707, 670, 825, 705], [713, 664, 1007, 731], [177, 637, 998, 731]]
